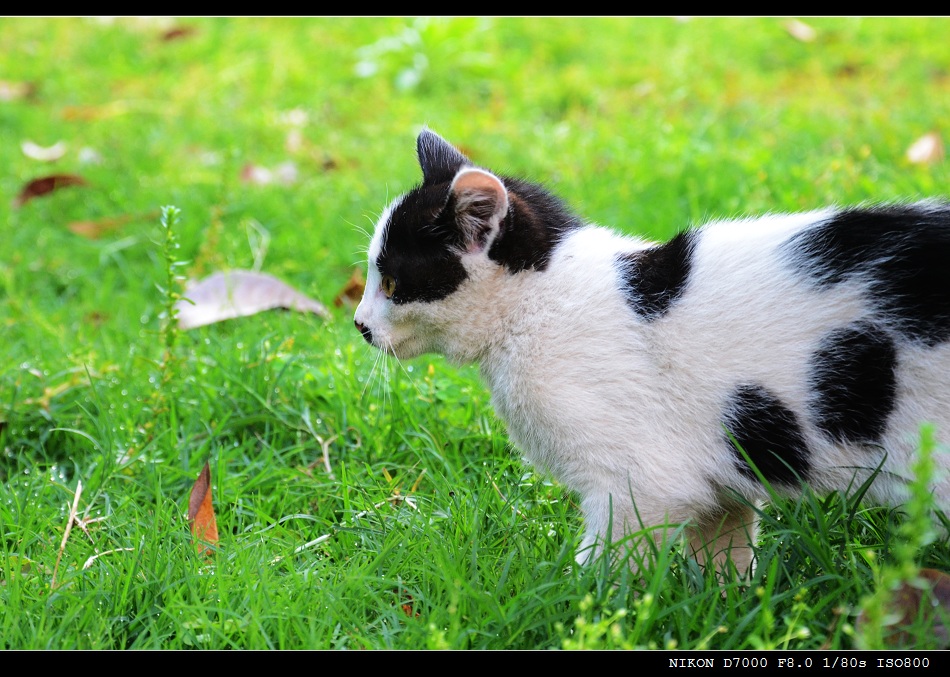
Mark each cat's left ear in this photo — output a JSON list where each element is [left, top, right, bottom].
[[450, 167, 509, 254]]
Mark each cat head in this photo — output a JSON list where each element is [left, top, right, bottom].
[[353, 129, 512, 362]]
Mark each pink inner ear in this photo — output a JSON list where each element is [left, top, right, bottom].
[[453, 169, 505, 201]]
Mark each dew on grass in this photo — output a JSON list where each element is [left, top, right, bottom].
[[48, 465, 68, 483]]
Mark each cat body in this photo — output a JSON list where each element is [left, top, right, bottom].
[[354, 129, 950, 572]]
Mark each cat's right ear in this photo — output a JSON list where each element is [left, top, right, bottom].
[[417, 128, 470, 185], [450, 167, 509, 254]]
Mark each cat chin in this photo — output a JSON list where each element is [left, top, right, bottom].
[[377, 335, 426, 360]]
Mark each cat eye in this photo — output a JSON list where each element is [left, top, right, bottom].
[[381, 274, 396, 299]]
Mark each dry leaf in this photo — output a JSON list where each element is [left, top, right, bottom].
[[784, 19, 817, 42], [14, 174, 87, 208], [401, 595, 420, 618], [176, 270, 330, 330], [61, 101, 130, 121], [161, 26, 197, 41], [334, 268, 366, 307], [906, 132, 944, 165], [21, 140, 67, 162], [857, 568, 950, 647], [394, 588, 421, 618], [240, 161, 298, 186], [187, 461, 219, 555], [0, 80, 36, 101], [68, 211, 159, 239]]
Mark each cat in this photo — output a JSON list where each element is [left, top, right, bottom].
[[354, 128, 950, 575]]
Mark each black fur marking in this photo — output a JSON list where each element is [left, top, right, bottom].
[[616, 230, 697, 320], [487, 176, 582, 273], [722, 384, 810, 485], [376, 185, 468, 305], [410, 130, 581, 278], [784, 202, 950, 346], [417, 129, 470, 185], [808, 322, 897, 445]]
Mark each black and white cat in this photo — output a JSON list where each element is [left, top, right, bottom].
[[354, 128, 950, 574]]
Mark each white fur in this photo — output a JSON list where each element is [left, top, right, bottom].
[[356, 182, 950, 575]]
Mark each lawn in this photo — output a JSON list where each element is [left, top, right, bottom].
[[1, 17, 949, 649]]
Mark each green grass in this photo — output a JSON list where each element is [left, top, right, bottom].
[[2, 16, 950, 649]]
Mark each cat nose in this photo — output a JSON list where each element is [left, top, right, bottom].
[[354, 320, 374, 344]]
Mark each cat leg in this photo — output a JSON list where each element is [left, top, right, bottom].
[[577, 493, 689, 574], [687, 504, 759, 579]]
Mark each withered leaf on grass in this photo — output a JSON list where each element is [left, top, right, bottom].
[[784, 19, 817, 42], [14, 174, 87, 208], [175, 270, 330, 330], [334, 268, 366, 307], [240, 161, 299, 186], [21, 140, 67, 162], [68, 211, 159, 239], [187, 461, 219, 555], [0, 80, 37, 102], [906, 132, 945, 165], [161, 26, 198, 41]]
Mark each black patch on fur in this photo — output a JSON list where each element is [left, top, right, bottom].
[[722, 384, 810, 485], [379, 166, 582, 303], [414, 130, 581, 275], [616, 230, 697, 320], [808, 322, 897, 445], [486, 176, 582, 273], [417, 129, 470, 185], [376, 185, 469, 305], [784, 202, 950, 346]]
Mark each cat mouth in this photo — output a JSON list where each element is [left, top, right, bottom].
[[354, 319, 404, 357], [354, 319, 374, 344]]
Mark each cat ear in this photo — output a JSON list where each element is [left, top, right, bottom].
[[450, 167, 509, 254], [417, 128, 470, 185]]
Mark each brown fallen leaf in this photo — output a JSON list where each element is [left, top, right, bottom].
[[175, 270, 330, 330], [784, 19, 817, 42], [906, 132, 944, 165], [334, 268, 366, 307], [161, 26, 197, 41], [68, 210, 160, 239], [401, 594, 421, 618], [14, 174, 88, 208], [857, 568, 950, 648], [240, 161, 299, 186], [61, 101, 130, 121], [187, 461, 219, 556], [21, 140, 67, 162], [0, 80, 37, 102]]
